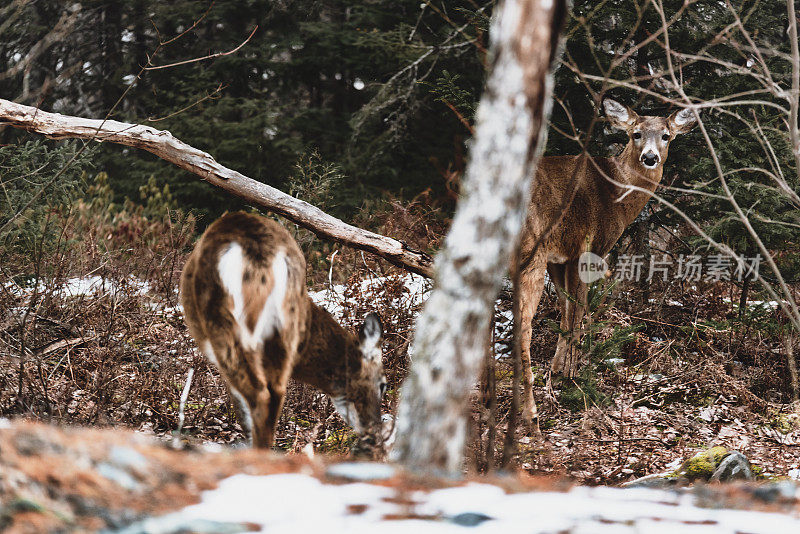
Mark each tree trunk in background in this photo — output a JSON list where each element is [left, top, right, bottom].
[[392, 0, 567, 475], [631, 26, 653, 307], [633, 211, 651, 306], [739, 273, 751, 319], [99, 4, 122, 112]]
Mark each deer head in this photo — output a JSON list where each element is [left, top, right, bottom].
[[603, 98, 698, 170], [332, 312, 387, 438]]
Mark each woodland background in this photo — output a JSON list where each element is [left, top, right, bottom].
[[2, 0, 800, 481]]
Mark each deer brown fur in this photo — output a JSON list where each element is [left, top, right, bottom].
[[180, 212, 387, 449], [515, 99, 698, 423]]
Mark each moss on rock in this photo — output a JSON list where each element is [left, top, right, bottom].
[[679, 446, 729, 481]]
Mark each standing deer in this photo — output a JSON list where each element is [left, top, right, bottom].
[[180, 212, 388, 450], [515, 98, 698, 423]]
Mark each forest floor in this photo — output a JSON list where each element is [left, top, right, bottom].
[[501, 285, 800, 485], [2, 258, 800, 487], [1, 203, 799, 486]]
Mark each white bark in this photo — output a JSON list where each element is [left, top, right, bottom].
[[0, 98, 433, 277], [392, 0, 565, 474]]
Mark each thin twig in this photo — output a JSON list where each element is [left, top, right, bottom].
[[145, 26, 257, 71], [175, 367, 195, 446]]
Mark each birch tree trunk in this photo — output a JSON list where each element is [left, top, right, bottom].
[[392, 0, 567, 474]]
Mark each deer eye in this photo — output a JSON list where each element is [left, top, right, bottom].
[[379, 382, 387, 398], [662, 133, 670, 141], [633, 132, 641, 140]]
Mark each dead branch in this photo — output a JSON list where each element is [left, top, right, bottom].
[[0, 98, 434, 277]]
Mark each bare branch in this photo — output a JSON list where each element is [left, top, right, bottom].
[[144, 26, 258, 71], [158, 1, 217, 46], [147, 83, 226, 123]]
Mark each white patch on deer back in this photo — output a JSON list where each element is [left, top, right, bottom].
[[201, 340, 219, 367], [218, 242, 248, 339], [333, 396, 363, 434], [218, 244, 288, 351], [247, 250, 287, 350]]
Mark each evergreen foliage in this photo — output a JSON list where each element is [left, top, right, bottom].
[[0, 0, 487, 223], [0, 141, 89, 259], [0, 0, 797, 282]]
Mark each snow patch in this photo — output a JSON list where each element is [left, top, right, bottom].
[[163, 473, 800, 533], [5, 275, 152, 300], [308, 273, 431, 322], [789, 466, 800, 481]]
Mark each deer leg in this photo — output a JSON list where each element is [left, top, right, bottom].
[[259, 381, 286, 448], [249, 386, 274, 448], [249, 337, 293, 449], [544, 263, 567, 398], [230, 387, 254, 445], [551, 260, 588, 377], [548, 262, 568, 376], [262, 358, 293, 449], [515, 258, 547, 427], [203, 337, 260, 445], [547, 263, 566, 312]]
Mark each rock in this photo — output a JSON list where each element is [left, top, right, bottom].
[[751, 481, 798, 503], [325, 462, 396, 481], [449, 512, 493, 526], [621, 473, 677, 489], [710, 451, 753, 482], [109, 446, 149, 471], [623, 448, 751, 487], [681, 446, 729, 481]]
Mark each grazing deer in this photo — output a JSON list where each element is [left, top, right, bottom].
[[180, 212, 388, 450], [515, 98, 698, 422]]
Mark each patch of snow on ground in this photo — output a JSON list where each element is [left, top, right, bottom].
[[306, 273, 523, 359], [790, 466, 800, 481], [721, 297, 781, 310], [163, 472, 800, 533], [6, 275, 153, 300], [308, 273, 431, 321]]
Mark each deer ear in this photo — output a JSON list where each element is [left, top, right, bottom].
[[668, 107, 698, 134], [358, 312, 383, 354], [603, 98, 637, 131]]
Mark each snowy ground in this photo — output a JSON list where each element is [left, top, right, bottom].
[[3, 419, 799, 533], [137, 469, 800, 534]]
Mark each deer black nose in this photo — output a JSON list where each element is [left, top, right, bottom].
[[641, 152, 659, 167]]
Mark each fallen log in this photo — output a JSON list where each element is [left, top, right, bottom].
[[0, 98, 434, 277]]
